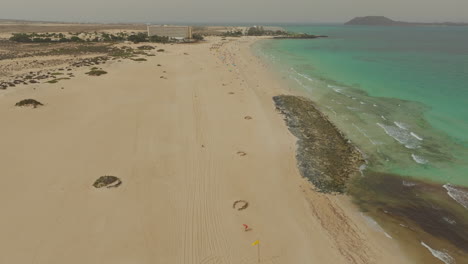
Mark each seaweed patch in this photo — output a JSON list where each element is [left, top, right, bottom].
[[273, 95, 364, 193]]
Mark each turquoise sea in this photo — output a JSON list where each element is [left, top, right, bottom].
[[255, 25, 468, 262], [257, 25, 468, 186]]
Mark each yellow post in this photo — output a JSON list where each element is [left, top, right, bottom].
[[257, 240, 260, 263], [252, 240, 260, 263]]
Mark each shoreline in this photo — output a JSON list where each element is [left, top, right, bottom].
[[253, 37, 468, 263], [1, 34, 412, 263]]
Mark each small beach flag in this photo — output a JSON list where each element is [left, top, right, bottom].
[[251, 240, 260, 246]]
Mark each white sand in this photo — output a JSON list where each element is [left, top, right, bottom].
[[0, 36, 411, 264]]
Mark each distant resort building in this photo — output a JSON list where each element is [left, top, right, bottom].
[[147, 25, 193, 40]]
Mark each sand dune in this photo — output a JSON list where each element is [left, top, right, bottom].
[[0, 37, 411, 263]]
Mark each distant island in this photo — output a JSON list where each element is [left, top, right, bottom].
[[345, 16, 468, 26]]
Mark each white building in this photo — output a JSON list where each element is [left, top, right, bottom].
[[147, 25, 193, 40]]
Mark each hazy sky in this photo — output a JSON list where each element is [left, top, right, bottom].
[[1, 0, 468, 23]]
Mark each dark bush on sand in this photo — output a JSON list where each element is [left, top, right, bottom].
[[15, 99, 43, 108], [149, 35, 170, 43], [127, 33, 148, 43], [9, 33, 33, 43], [192, 33, 204, 41], [137, 45, 155, 50], [86, 69, 107, 76]]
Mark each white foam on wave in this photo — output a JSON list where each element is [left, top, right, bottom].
[[421, 242, 455, 264], [411, 132, 423, 141], [333, 88, 344, 94], [443, 184, 468, 210], [359, 164, 367, 172], [377, 123, 420, 149], [346, 106, 359, 111], [402, 180, 417, 187], [381, 115, 387, 121], [412, 154, 429, 164], [394, 121, 408, 130], [443, 217, 456, 225]]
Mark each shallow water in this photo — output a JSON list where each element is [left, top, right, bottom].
[[254, 25, 468, 262], [255, 25, 468, 186]]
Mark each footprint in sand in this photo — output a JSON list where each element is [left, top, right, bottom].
[[233, 200, 249, 211], [244, 116, 252, 120], [237, 151, 247, 156]]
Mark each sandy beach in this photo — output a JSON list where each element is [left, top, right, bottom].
[[0, 35, 412, 264]]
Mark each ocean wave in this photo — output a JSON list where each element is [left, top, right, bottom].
[[421, 242, 455, 264], [352, 123, 377, 145], [443, 217, 456, 225], [297, 72, 314, 82], [377, 123, 420, 149], [325, 106, 337, 116], [410, 132, 423, 141], [290, 76, 307, 89], [411, 154, 429, 164], [443, 184, 468, 210]]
